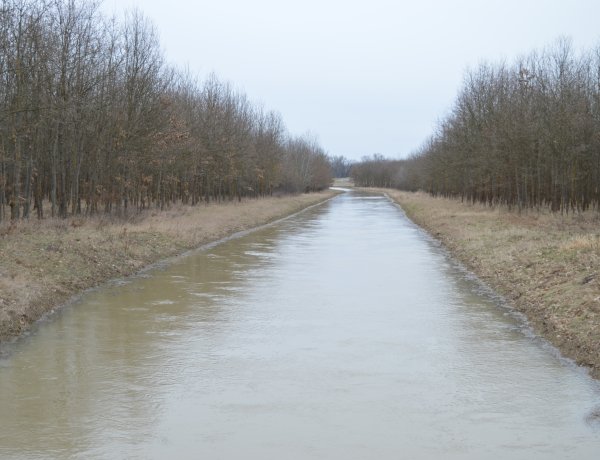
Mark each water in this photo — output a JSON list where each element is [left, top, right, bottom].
[[1, 191, 599, 459]]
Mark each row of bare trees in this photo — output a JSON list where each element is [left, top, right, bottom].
[[0, 0, 331, 221], [351, 39, 600, 213], [390, 39, 600, 212], [329, 155, 353, 178], [350, 154, 403, 187]]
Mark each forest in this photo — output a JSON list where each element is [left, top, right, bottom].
[[0, 0, 332, 222], [352, 39, 600, 213]]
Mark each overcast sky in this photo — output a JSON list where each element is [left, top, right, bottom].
[[102, 0, 600, 161]]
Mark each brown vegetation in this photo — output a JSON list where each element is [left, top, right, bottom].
[[353, 38, 600, 214], [384, 189, 600, 378], [0, 0, 332, 223], [0, 190, 337, 341]]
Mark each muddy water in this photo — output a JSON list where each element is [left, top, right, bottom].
[[1, 192, 599, 459]]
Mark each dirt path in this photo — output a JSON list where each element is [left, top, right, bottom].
[[0, 191, 338, 341], [379, 189, 600, 379]]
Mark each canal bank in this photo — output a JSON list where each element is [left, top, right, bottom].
[[0, 191, 337, 342], [380, 189, 600, 379]]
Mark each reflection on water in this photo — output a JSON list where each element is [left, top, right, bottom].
[[1, 192, 599, 459]]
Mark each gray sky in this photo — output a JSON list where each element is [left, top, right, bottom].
[[103, 0, 600, 161]]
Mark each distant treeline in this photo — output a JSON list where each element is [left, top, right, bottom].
[[350, 154, 402, 187], [353, 38, 600, 212], [0, 0, 331, 221], [329, 155, 353, 178]]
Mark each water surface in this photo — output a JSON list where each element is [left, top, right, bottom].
[[1, 191, 599, 459]]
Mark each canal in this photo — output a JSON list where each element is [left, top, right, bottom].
[[1, 191, 599, 459]]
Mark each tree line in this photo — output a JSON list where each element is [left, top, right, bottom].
[[350, 154, 402, 187], [0, 0, 332, 221], [329, 155, 353, 178], [353, 38, 600, 213]]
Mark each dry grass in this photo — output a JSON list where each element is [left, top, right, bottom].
[[379, 189, 600, 379], [0, 191, 337, 341], [561, 234, 600, 252]]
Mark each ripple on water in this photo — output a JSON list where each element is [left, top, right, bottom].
[[151, 300, 176, 306]]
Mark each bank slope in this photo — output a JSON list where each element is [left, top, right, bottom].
[[385, 190, 600, 379], [0, 191, 337, 341]]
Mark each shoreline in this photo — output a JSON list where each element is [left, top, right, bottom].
[[0, 191, 338, 343], [365, 188, 600, 379]]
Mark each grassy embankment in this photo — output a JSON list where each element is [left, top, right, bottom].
[[381, 189, 600, 378], [0, 191, 337, 341]]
